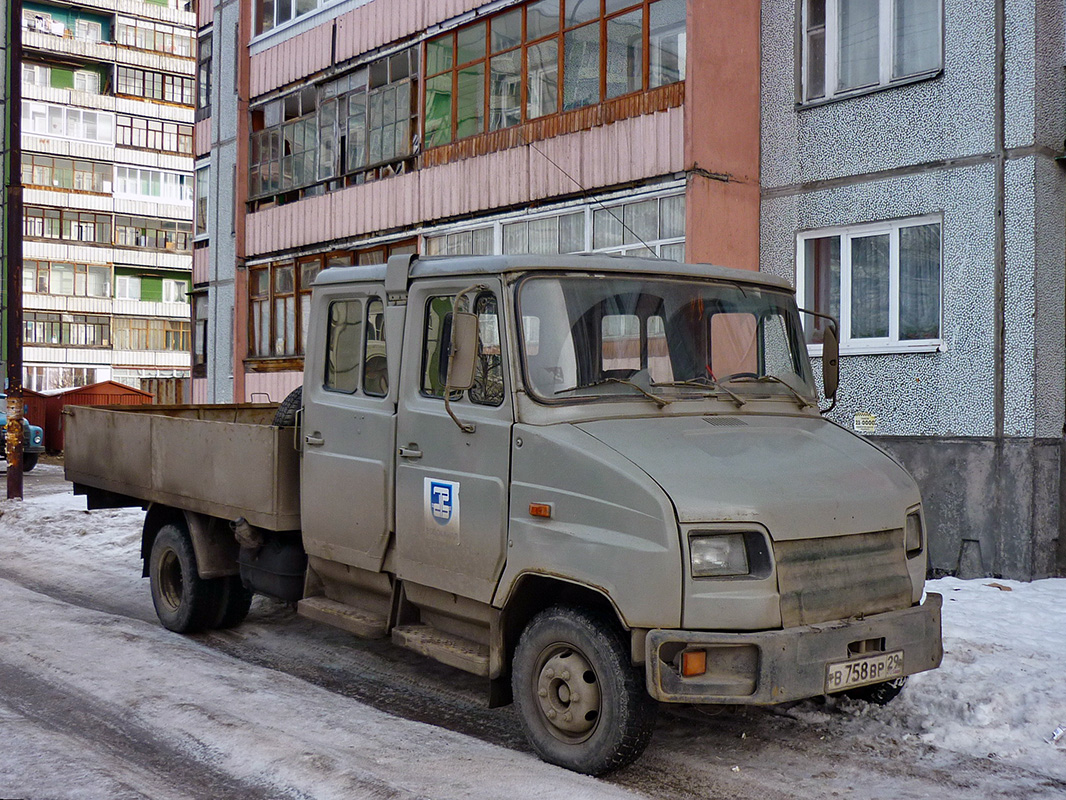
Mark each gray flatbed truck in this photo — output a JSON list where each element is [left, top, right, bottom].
[[65, 254, 942, 775]]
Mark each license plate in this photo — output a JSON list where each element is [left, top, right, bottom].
[[825, 651, 904, 693]]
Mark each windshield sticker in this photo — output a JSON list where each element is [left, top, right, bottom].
[[424, 478, 460, 543]]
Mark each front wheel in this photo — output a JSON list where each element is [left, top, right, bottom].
[[22, 453, 38, 472], [512, 606, 657, 775], [149, 523, 220, 633]]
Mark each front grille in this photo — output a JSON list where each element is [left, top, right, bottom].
[[774, 529, 912, 628]]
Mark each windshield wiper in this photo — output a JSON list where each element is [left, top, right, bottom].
[[555, 377, 671, 408], [721, 374, 815, 409], [651, 377, 746, 408]]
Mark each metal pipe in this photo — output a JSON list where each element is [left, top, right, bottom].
[[4, 0, 23, 499]]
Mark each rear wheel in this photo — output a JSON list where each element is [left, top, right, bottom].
[[512, 606, 656, 775], [149, 523, 220, 633], [210, 575, 253, 629]]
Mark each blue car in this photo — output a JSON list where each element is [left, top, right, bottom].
[[0, 394, 45, 472]]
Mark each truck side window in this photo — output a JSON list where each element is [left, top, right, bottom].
[[421, 297, 454, 398], [420, 293, 504, 406], [468, 293, 504, 407], [324, 299, 363, 393], [363, 298, 388, 396]]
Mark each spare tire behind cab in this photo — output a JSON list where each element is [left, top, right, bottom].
[[273, 386, 303, 427]]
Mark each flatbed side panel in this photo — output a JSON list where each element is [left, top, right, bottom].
[[66, 406, 154, 495], [65, 405, 300, 531]]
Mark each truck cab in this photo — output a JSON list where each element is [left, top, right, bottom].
[[292, 254, 941, 773]]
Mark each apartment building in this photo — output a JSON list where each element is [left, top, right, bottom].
[[760, 0, 1066, 579], [192, 0, 760, 404], [15, 0, 195, 393]]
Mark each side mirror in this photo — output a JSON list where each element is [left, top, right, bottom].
[[822, 323, 839, 401], [446, 311, 479, 391]]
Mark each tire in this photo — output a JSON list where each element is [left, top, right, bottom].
[[22, 453, 38, 472], [837, 676, 908, 706], [512, 606, 657, 776], [273, 386, 303, 427], [209, 575, 253, 629], [148, 523, 222, 633]]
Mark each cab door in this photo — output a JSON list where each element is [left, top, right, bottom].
[[393, 279, 512, 603], [300, 288, 395, 571]]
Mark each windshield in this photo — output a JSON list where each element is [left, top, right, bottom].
[[516, 274, 816, 405]]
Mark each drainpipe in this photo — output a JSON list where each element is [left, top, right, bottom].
[[993, 0, 1006, 438]]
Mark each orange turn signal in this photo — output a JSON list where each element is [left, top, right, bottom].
[[529, 503, 553, 518], [681, 649, 707, 677]]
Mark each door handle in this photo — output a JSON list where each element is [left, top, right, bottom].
[[398, 445, 423, 459], [305, 433, 325, 447]]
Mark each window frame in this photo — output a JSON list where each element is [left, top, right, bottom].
[[800, 0, 943, 105], [423, 185, 686, 260], [24, 311, 111, 348], [795, 214, 944, 356], [117, 115, 193, 155], [197, 33, 212, 119], [246, 242, 416, 363], [423, 0, 685, 148]]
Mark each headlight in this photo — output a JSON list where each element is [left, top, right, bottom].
[[905, 511, 923, 556], [689, 533, 750, 578], [33, 431, 43, 445]]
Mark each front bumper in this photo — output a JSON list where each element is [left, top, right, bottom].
[[646, 593, 942, 704]]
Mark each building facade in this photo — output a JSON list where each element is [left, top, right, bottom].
[[15, 0, 195, 394], [192, 0, 761, 405], [761, 0, 1066, 579]]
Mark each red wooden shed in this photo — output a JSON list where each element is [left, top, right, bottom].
[[46, 381, 155, 453]]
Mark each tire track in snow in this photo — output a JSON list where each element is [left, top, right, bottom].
[[0, 660, 279, 800]]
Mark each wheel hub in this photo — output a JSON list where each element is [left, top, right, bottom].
[[535, 646, 601, 741], [157, 549, 184, 611]]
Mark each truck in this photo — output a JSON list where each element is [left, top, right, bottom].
[[65, 254, 943, 775]]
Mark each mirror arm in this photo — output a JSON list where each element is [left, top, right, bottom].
[[444, 284, 487, 434]]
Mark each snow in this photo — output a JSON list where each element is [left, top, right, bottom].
[[1, 464, 1065, 797], [809, 577, 1066, 780]]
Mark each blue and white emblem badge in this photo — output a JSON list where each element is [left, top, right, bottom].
[[424, 477, 460, 542]]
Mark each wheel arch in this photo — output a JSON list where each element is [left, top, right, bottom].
[[141, 504, 239, 580], [490, 573, 630, 708]]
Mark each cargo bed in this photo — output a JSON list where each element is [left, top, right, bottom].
[[64, 404, 300, 531]]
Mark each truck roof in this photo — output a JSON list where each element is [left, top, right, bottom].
[[312, 254, 794, 293]]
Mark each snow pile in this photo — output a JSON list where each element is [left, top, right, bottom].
[[853, 577, 1066, 777]]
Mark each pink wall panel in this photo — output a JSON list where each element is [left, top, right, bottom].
[[192, 246, 209, 284], [194, 119, 211, 157], [245, 108, 685, 257], [197, 0, 213, 28], [244, 371, 302, 403], [191, 378, 208, 404], [251, 24, 331, 97], [257, 0, 511, 98]]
